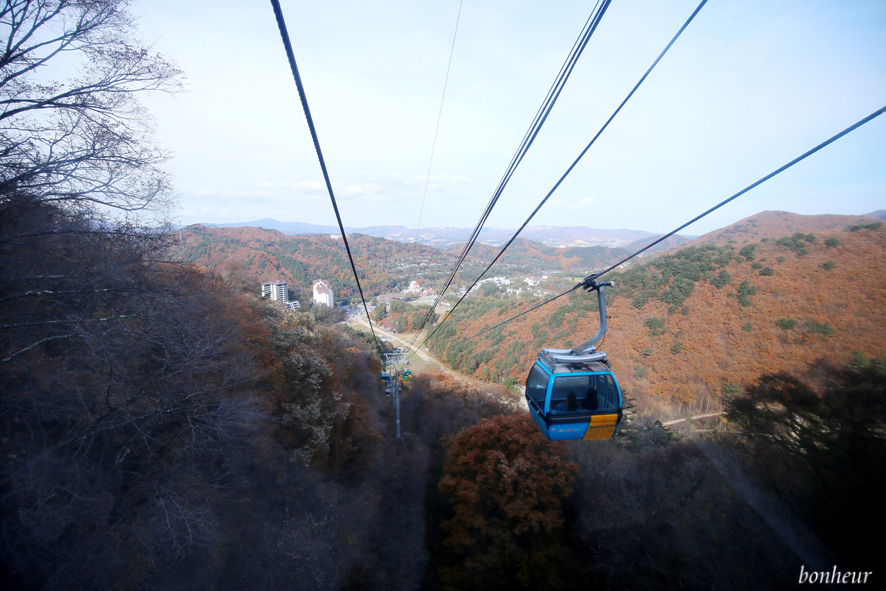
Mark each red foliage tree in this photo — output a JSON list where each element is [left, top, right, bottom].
[[437, 414, 579, 590]]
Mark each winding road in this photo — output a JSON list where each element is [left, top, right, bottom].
[[350, 317, 451, 374]]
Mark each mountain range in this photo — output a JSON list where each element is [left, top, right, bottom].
[[198, 210, 886, 249], [173, 225, 645, 302], [425, 210, 886, 412], [176, 209, 886, 415], [199, 218, 677, 248]]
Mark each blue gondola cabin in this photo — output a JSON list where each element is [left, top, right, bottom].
[[525, 352, 622, 441]]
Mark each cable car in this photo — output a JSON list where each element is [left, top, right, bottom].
[[403, 369, 413, 379], [525, 280, 622, 441], [381, 371, 391, 384]]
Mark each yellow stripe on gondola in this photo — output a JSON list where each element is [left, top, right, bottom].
[[583, 414, 618, 440], [590, 414, 618, 423]]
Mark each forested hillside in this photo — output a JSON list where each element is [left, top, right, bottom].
[[3, 2, 883, 588], [6, 194, 883, 589], [428, 212, 886, 415], [176, 226, 644, 301], [177, 225, 451, 301], [207, 220, 669, 249], [448, 237, 629, 276]]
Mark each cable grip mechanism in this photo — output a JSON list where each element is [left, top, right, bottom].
[[580, 274, 614, 292]]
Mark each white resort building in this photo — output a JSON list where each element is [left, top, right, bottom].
[[313, 280, 334, 307], [261, 281, 288, 302]]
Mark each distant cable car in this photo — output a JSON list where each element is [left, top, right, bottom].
[[403, 369, 413, 379], [525, 279, 622, 441], [381, 371, 391, 384]]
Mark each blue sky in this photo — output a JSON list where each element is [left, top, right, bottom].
[[135, 0, 885, 235]]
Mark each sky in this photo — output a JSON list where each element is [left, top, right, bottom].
[[133, 0, 886, 236]]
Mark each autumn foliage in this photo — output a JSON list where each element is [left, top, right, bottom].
[[250, 303, 383, 479], [437, 415, 578, 590], [427, 211, 886, 417], [4, 195, 881, 588], [12, 1, 883, 587], [176, 225, 449, 302], [0, 194, 390, 588]]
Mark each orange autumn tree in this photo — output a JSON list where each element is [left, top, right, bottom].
[[437, 415, 579, 591]]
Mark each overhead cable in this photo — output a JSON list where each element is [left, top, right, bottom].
[[405, 0, 611, 355], [583, 104, 886, 283], [448, 285, 583, 348], [448, 104, 886, 349], [420, 0, 708, 351], [448, 0, 609, 275], [416, 0, 464, 240], [270, 0, 384, 356]]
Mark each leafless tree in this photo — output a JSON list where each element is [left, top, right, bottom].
[[0, 196, 268, 588], [0, 0, 183, 214]]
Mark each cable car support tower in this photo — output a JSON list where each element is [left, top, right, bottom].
[[384, 350, 406, 440]]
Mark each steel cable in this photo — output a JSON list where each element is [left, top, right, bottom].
[[270, 0, 384, 356], [419, 0, 709, 352], [404, 0, 611, 354], [446, 104, 886, 349]]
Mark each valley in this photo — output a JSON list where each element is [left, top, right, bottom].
[[5, 1, 884, 587], [177, 210, 886, 422]]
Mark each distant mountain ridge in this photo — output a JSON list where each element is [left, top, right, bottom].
[[174, 225, 647, 302], [199, 218, 677, 248], [180, 211, 883, 313], [176, 225, 450, 302], [693, 210, 884, 245]]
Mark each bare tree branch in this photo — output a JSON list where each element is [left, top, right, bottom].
[[0, 0, 182, 214], [1, 332, 75, 362]]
